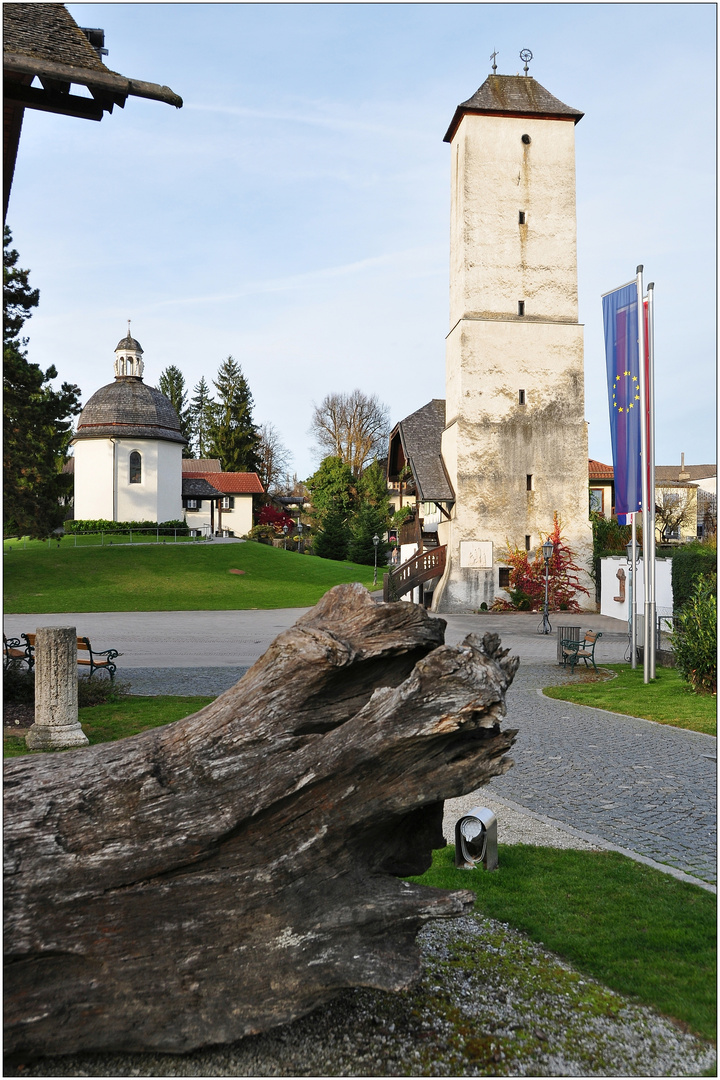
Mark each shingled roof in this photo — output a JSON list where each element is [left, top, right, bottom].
[[444, 74, 583, 142], [387, 399, 454, 504], [72, 377, 187, 445], [4, 3, 182, 215], [187, 472, 265, 495]]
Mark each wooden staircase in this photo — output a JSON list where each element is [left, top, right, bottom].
[[383, 545, 447, 603]]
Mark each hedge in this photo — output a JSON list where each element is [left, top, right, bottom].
[[64, 519, 189, 536], [671, 542, 717, 610]]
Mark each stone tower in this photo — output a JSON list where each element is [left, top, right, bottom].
[[71, 332, 185, 523], [433, 68, 594, 612]]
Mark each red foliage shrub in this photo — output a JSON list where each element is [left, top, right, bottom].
[[492, 513, 589, 612]]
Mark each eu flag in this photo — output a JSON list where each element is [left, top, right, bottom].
[[602, 282, 642, 522]]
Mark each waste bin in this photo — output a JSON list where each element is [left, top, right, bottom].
[[557, 625, 581, 664]]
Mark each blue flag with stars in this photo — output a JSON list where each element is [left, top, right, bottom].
[[602, 282, 642, 521]]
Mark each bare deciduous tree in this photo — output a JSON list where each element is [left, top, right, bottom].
[[655, 486, 697, 542], [257, 422, 292, 494], [310, 390, 390, 476]]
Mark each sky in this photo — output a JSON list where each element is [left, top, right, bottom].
[[7, 2, 716, 482]]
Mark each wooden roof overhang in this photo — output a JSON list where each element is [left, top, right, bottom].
[[3, 4, 182, 219]]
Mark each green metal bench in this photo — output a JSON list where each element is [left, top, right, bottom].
[[561, 631, 602, 673], [9, 633, 119, 680]]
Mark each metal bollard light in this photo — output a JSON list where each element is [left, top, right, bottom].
[[454, 806, 498, 871]]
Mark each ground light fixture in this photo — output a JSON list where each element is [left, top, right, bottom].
[[454, 806, 498, 871], [372, 533, 380, 586]]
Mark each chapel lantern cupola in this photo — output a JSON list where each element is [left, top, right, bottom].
[[114, 322, 144, 379]]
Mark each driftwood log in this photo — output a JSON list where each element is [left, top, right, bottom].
[[4, 584, 518, 1058]]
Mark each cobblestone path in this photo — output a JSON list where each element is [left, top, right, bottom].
[[490, 664, 717, 885]]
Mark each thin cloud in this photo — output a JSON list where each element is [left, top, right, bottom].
[[135, 246, 445, 311], [185, 101, 425, 140]]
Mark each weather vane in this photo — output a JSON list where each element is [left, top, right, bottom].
[[490, 48, 498, 74], [520, 48, 533, 76]]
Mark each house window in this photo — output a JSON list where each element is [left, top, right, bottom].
[[518, 389, 526, 405], [220, 496, 235, 510], [129, 451, 141, 484], [185, 499, 200, 511], [526, 474, 533, 491], [589, 488, 604, 515], [499, 568, 511, 588], [518, 301, 525, 316]]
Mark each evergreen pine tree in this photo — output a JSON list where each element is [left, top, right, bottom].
[[189, 376, 213, 459], [158, 365, 193, 456], [3, 227, 81, 538], [313, 505, 350, 561], [207, 357, 261, 473]]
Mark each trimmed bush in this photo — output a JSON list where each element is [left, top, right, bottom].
[[671, 542, 717, 610], [65, 519, 189, 536], [671, 574, 717, 694], [3, 663, 128, 707]]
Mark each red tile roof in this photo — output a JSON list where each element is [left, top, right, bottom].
[[588, 459, 614, 480], [182, 471, 264, 494]]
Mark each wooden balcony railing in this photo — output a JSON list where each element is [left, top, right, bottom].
[[383, 545, 447, 602]]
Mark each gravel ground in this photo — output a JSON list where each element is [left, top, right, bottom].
[[14, 912, 715, 1078], [10, 805, 714, 1077]]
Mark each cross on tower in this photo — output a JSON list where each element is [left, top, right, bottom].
[[490, 48, 498, 74]]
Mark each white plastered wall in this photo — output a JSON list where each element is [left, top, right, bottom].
[[73, 437, 182, 523], [435, 104, 593, 613]]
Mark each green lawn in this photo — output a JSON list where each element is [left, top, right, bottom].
[[409, 843, 717, 1042], [3, 695, 214, 757], [3, 540, 383, 613], [544, 664, 716, 735]]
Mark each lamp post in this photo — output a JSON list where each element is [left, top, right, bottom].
[[282, 524, 288, 550], [372, 534, 380, 586], [296, 520, 303, 553], [539, 538, 554, 635]]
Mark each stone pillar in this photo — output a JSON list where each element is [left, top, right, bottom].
[[26, 627, 88, 750]]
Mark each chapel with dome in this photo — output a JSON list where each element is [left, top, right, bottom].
[[71, 332, 186, 523]]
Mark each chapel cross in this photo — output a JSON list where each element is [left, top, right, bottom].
[[490, 48, 498, 74]]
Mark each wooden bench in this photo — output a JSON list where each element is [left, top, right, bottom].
[[5, 634, 119, 680], [561, 631, 602, 673], [3, 634, 34, 670]]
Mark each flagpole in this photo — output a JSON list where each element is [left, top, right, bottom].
[[636, 265, 651, 683], [630, 512, 637, 669], [647, 282, 656, 678]]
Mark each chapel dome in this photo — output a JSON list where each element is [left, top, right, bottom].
[[115, 333, 144, 354], [73, 378, 186, 444]]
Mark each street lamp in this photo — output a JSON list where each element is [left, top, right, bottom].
[[282, 524, 288, 550], [296, 520, 303, 553], [372, 534, 380, 586], [538, 537, 554, 635]]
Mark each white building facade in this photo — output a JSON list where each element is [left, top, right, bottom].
[[433, 69, 594, 612], [71, 334, 185, 523]]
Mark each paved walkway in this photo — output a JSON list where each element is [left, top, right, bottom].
[[5, 607, 715, 888]]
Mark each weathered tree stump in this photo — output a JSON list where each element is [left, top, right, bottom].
[[4, 584, 518, 1058]]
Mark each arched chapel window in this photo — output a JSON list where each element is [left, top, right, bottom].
[[129, 451, 142, 484]]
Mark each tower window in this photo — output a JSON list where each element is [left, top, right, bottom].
[[521, 133, 531, 145], [519, 389, 526, 405], [129, 451, 141, 484], [525, 535, 531, 551], [499, 568, 511, 588], [518, 211, 526, 225], [526, 474, 533, 491], [518, 301, 525, 316]]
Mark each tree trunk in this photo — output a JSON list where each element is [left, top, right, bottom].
[[4, 584, 518, 1058]]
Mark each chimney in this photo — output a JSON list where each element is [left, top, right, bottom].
[[679, 452, 690, 481]]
